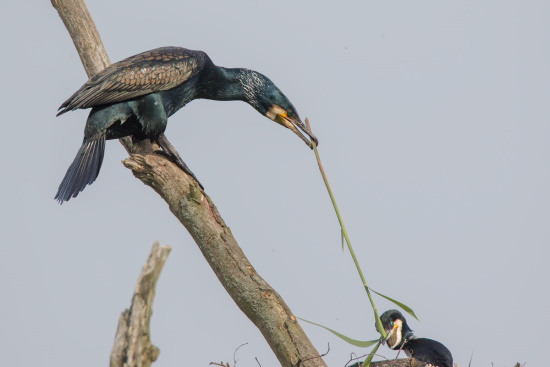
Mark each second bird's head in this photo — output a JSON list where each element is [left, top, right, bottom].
[[379, 310, 415, 350], [239, 69, 318, 149]]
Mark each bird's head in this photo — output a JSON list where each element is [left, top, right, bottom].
[[379, 310, 414, 350], [239, 69, 318, 148]]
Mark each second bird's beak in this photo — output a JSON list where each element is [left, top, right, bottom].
[[274, 113, 319, 149]]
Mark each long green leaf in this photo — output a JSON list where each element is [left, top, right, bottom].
[[369, 288, 418, 321], [361, 340, 381, 367], [298, 318, 379, 348]]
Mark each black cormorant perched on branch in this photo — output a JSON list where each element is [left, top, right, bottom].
[[55, 47, 317, 203], [380, 309, 453, 367]]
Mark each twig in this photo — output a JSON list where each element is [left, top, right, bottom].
[[295, 344, 331, 367], [346, 352, 367, 367], [346, 353, 393, 367], [233, 343, 248, 366]]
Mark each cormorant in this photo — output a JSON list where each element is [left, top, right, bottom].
[[380, 309, 453, 367], [55, 47, 318, 203]]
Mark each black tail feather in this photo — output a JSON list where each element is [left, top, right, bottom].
[[55, 135, 105, 204]]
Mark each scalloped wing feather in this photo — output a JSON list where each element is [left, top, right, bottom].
[[57, 47, 205, 116]]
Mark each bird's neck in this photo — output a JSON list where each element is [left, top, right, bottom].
[[402, 327, 415, 342], [198, 66, 250, 102], [394, 327, 415, 350]]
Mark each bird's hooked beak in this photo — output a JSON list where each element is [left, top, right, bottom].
[[267, 105, 319, 148]]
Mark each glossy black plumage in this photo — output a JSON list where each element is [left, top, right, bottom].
[[57, 48, 207, 115], [380, 310, 453, 367], [57, 136, 105, 201], [55, 47, 317, 203]]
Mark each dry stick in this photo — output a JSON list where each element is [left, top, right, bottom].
[[51, 1, 326, 366], [110, 242, 172, 367]]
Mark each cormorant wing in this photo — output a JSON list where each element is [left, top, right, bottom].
[[57, 47, 206, 116], [406, 338, 453, 367]]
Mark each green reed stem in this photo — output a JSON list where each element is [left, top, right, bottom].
[[305, 118, 386, 341]]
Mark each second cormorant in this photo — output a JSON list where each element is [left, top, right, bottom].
[[55, 47, 318, 203], [380, 309, 453, 367]]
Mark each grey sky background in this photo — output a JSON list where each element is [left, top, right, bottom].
[[1, 1, 548, 366]]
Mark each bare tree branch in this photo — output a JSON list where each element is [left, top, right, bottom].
[[110, 242, 171, 367], [51, 1, 327, 366], [123, 155, 328, 367], [51, 0, 109, 77]]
